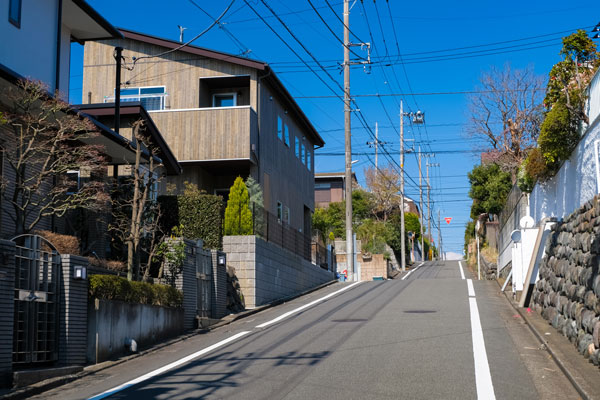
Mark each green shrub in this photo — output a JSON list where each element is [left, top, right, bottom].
[[538, 101, 579, 172], [89, 274, 183, 307], [158, 182, 224, 249], [224, 176, 253, 236]]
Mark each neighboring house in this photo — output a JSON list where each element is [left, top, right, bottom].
[[1, 0, 121, 97], [314, 172, 357, 208], [0, 1, 180, 257], [82, 28, 325, 233]]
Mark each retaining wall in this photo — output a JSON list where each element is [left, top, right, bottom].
[[87, 299, 184, 363], [224, 235, 335, 308], [532, 195, 600, 367]]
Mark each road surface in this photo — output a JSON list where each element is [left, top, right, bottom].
[[33, 260, 578, 399]]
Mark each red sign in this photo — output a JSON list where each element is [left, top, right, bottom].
[[444, 217, 452, 224]]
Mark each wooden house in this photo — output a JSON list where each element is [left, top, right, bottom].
[[82, 28, 325, 234]]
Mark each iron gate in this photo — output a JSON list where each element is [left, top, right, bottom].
[[196, 248, 212, 318], [12, 235, 61, 365]]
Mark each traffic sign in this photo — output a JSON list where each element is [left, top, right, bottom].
[[444, 217, 452, 224]]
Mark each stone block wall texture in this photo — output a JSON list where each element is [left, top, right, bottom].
[[59, 255, 89, 366], [532, 195, 600, 367], [211, 250, 227, 319], [360, 254, 388, 281], [0, 240, 15, 387], [224, 235, 334, 308]]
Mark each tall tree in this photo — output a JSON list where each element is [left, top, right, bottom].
[[0, 79, 109, 235], [224, 176, 253, 236], [110, 120, 162, 281], [364, 166, 400, 221], [467, 163, 512, 219], [468, 64, 545, 173]]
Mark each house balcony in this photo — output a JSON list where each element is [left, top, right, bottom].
[[148, 105, 258, 165]]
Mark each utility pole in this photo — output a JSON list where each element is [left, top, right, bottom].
[[438, 210, 441, 261], [426, 162, 431, 260], [375, 122, 378, 169], [113, 47, 123, 134], [343, 0, 354, 281], [399, 101, 406, 271], [418, 146, 424, 261]]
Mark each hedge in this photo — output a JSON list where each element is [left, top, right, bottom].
[[89, 275, 183, 308], [158, 190, 223, 249]]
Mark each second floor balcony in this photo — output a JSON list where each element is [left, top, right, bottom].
[[148, 105, 258, 164]]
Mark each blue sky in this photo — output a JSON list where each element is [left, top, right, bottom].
[[69, 0, 599, 255]]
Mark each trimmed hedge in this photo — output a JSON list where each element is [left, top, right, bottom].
[[89, 275, 183, 308], [158, 189, 223, 249]]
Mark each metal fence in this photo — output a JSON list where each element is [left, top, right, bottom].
[[250, 204, 311, 261]]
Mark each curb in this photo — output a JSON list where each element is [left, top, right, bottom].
[[0, 278, 339, 400], [496, 282, 591, 400]]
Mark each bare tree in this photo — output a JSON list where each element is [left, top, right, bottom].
[[468, 64, 545, 174], [110, 120, 163, 281], [0, 79, 109, 235], [364, 166, 400, 222]]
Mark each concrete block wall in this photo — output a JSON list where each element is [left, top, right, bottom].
[[59, 255, 89, 366], [211, 250, 227, 319], [224, 235, 334, 308], [359, 254, 388, 281], [0, 240, 15, 387]]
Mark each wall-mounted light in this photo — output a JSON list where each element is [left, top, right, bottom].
[[74, 265, 87, 280], [217, 254, 226, 266]]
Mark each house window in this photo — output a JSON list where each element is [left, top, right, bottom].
[[315, 182, 330, 189], [301, 142, 306, 165], [284, 124, 290, 147], [295, 136, 300, 158], [277, 116, 283, 141], [107, 86, 167, 111], [283, 206, 290, 225], [9, 0, 21, 27], [66, 171, 80, 195], [277, 201, 283, 223], [306, 148, 312, 171], [212, 93, 237, 107]]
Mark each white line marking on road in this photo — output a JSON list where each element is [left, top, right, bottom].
[[458, 261, 465, 280], [469, 297, 496, 400], [401, 262, 425, 281], [87, 331, 252, 400], [256, 282, 361, 328], [467, 279, 475, 297]]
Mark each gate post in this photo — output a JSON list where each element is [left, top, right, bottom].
[[0, 240, 16, 387], [211, 250, 227, 319], [59, 255, 88, 366]]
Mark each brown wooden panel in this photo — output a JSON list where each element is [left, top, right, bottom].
[[148, 107, 255, 162]]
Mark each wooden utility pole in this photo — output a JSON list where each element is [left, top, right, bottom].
[[343, 0, 354, 280], [427, 162, 431, 259], [399, 101, 406, 271], [438, 210, 441, 261]]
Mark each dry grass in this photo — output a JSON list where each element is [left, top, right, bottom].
[[35, 230, 80, 255], [88, 257, 126, 272]]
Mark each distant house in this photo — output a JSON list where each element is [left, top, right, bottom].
[[82, 29, 325, 234], [314, 172, 357, 208]]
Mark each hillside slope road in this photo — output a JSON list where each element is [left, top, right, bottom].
[[33, 261, 578, 399]]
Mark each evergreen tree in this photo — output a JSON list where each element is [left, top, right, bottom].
[[224, 176, 253, 236]]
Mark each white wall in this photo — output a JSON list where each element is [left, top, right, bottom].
[[529, 70, 600, 222], [0, 0, 60, 91]]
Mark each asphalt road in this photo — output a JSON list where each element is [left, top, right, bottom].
[[33, 260, 579, 399]]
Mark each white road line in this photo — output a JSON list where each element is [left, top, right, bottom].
[[467, 279, 475, 297], [256, 282, 361, 328], [401, 262, 425, 281], [458, 261, 465, 280], [87, 331, 252, 400], [469, 297, 496, 400]]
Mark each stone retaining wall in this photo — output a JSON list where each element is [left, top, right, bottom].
[[532, 195, 600, 367]]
